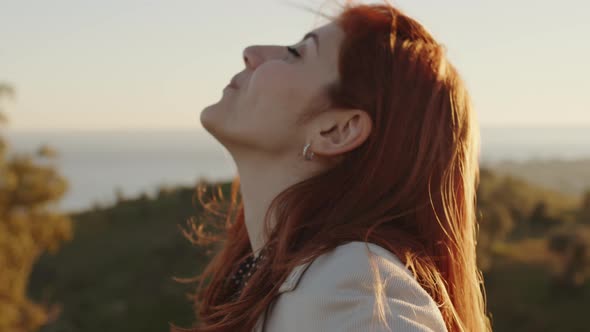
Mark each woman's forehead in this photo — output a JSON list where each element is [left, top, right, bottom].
[[308, 22, 344, 79]]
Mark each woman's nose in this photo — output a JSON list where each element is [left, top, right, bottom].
[[242, 45, 262, 70], [242, 45, 285, 70]]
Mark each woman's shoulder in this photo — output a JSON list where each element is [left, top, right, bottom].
[[297, 241, 440, 305], [305, 241, 417, 285], [264, 241, 449, 332]]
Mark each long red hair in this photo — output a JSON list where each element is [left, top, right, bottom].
[[171, 1, 493, 331]]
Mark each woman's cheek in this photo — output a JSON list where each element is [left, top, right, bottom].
[[250, 62, 299, 91], [246, 62, 311, 120]]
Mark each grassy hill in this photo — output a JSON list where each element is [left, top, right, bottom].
[[28, 183, 233, 332], [27, 171, 590, 332]]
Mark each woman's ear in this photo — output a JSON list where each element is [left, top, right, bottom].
[[310, 109, 372, 158]]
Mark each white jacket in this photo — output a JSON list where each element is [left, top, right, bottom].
[[252, 241, 448, 332]]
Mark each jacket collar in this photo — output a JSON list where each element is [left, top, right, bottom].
[[252, 260, 315, 332], [277, 260, 314, 293]]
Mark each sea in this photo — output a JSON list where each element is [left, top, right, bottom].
[[3, 126, 590, 214]]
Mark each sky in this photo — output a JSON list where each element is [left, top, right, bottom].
[[1, 0, 589, 131]]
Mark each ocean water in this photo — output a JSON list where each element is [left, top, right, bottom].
[[4, 129, 236, 214], [3, 126, 590, 213]]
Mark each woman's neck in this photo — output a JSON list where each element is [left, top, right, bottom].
[[235, 155, 311, 255]]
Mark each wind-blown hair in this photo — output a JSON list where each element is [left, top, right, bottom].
[[170, 1, 493, 331]]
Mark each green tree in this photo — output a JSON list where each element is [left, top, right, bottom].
[[579, 189, 590, 223], [0, 83, 15, 125], [547, 226, 590, 289], [476, 203, 515, 271], [529, 200, 561, 231], [0, 82, 73, 332]]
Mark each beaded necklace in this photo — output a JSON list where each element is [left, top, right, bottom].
[[229, 245, 271, 299]]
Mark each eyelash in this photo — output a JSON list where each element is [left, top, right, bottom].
[[286, 46, 301, 58]]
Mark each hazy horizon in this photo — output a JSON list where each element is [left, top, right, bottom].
[[5, 126, 590, 213]]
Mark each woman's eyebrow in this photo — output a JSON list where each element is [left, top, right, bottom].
[[301, 32, 320, 55]]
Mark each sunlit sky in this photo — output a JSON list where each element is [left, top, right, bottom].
[[1, 0, 589, 131]]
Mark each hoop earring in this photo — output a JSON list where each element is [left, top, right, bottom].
[[303, 142, 314, 161]]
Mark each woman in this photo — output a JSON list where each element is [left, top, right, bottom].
[[170, 1, 493, 331]]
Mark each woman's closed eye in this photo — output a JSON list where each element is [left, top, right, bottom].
[[286, 46, 301, 58]]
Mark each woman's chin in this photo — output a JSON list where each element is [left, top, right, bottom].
[[200, 105, 223, 127]]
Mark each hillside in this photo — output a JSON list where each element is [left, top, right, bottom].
[[28, 183, 232, 332], [27, 170, 590, 332]]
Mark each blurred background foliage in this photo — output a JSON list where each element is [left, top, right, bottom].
[[0, 82, 589, 331], [0, 83, 73, 332]]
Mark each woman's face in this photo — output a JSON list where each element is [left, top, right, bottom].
[[200, 21, 346, 162]]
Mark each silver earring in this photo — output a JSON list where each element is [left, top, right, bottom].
[[303, 142, 314, 161]]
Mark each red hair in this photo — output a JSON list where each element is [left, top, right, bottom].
[[171, 1, 492, 331]]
